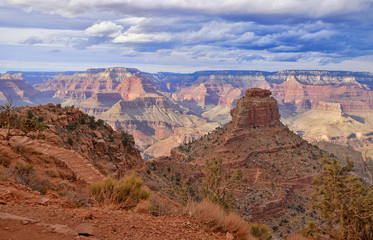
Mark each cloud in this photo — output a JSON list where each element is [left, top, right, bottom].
[[1, 0, 373, 72], [20, 36, 43, 45], [5, 0, 373, 21], [85, 21, 123, 38]]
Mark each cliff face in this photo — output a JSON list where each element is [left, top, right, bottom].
[[35, 67, 140, 94], [230, 88, 280, 128], [0, 73, 45, 106], [272, 75, 373, 114]]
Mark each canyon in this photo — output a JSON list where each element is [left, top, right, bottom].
[[1, 68, 373, 160], [1, 87, 372, 239]]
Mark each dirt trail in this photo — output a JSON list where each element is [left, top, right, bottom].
[[15, 137, 105, 184], [0, 181, 225, 240], [254, 168, 261, 184]]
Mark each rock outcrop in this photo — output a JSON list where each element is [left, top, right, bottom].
[[230, 88, 280, 128]]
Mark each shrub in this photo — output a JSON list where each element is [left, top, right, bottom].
[[13, 162, 49, 194], [186, 200, 258, 240], [121, 131, 134, 148], [56, 103, 61, 108], [89, 172, 150, 209], [149, 194, 174, 216], [37, 116, 44, 122], [19, 118, 48, 135], [96, 119, 105, 126], [13, 162, 36, 186], [88, 116, 96, 130], [27, 110, 34, 119], [67, 137, 73, 146], [67, 122, 78, 131], [0, 154, 11, 167], [250, 223, 272, 240]]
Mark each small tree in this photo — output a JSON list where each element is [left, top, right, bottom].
[[200, 158, 242, 210], [302, 157, 373, 239], [0, 96, 18, 140]]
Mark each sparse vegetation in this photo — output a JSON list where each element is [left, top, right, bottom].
[[200, 158, 242, 210], [0, 97, 49, 140], [89, 172, 150, 209]]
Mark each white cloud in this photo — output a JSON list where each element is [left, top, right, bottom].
[[5, 0, 373, 20], [0, 27, 83, 47], [85, 21, 123, 38], [113, 32, 173, 43]]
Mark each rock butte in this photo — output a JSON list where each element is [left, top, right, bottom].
[[231, 88, 281, 128]]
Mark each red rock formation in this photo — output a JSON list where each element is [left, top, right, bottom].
[[230, 88, 280, 128], [272, 75, 373, 113], [115, 74, 162, 101]]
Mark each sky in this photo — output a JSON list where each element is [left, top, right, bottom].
[[0, 0, 373, 73]]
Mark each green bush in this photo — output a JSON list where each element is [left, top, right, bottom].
[[96, 119, 105, 126], [89, 172, 150, 209], [67, 137, 73, 146], [37, 116, 44, 122], [27, 110, 34, 119], [88, 116, 96, 130], [19, 118, 49, 135], [121, 131, 134, 148]]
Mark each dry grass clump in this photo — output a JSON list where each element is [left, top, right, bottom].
[[134, 200, 151, 213], [148, 194, 175, 216], [284, 234, 309, 240], [12, 161, 50, 194], [89, 172, 150, 209], [186, 199, 259, 240]]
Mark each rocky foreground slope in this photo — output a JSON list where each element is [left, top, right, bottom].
[[0, 104, 229, 240]]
